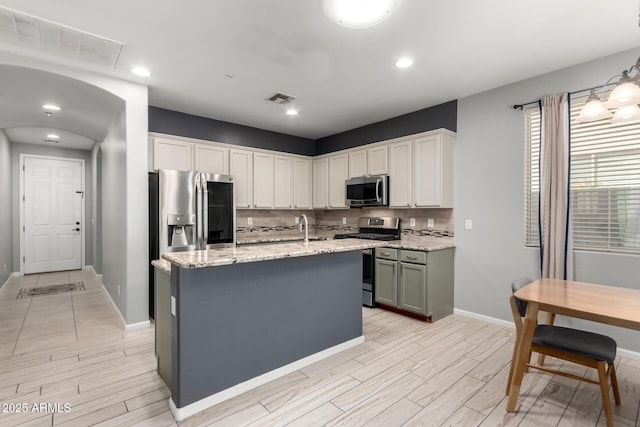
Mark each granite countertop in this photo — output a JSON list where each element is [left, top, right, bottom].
[[162, 238, 388, 269], [151, 259, 171, 274]]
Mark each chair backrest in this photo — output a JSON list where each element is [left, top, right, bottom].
[[511, 277, 533, 317]]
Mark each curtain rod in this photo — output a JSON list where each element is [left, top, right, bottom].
[[512, 82, 617, 110]]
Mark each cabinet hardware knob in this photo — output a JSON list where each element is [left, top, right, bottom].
[[407, 203, 410, 207]]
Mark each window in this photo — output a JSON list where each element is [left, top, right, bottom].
[[525, 95, 640, 253]]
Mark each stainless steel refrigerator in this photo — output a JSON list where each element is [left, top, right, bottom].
[[149, 169, 235, 317]]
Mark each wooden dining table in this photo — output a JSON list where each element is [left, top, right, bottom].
[[506, 278, 640, 413]]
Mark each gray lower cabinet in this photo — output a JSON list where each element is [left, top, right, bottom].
[[154, 267, 172, 389], [375, 247, 454, 321]]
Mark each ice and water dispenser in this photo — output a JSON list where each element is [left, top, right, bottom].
[[166, 213, 196, 248]]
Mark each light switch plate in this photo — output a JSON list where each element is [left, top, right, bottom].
[[410, 218, 415, 227], [171, 296, 176, 316], [427, 218, 434, 228], [294, 217, 299, 224], [465, 219, 473, 230], [342, 217, 347, 225], [247, 217, 253, 225]]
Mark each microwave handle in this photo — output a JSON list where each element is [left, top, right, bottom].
[[376, 178, 382, 203]]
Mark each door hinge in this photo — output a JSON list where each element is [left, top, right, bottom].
[[22, 164, 25, 171], [22, 195, 25, 202], [23, 256, 25, 263], [22, 226, 25, 232]]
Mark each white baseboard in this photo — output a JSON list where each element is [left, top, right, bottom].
[[100, 283, 127, 330], [125, 320, 151, 331], [453, 308, 640, 361], [0, 272, 17, 296], [169, 335, 365, 421]]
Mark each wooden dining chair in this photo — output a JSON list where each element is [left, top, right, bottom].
[[506, 278, 621, 427]]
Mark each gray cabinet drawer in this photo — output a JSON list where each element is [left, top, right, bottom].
[[375, 247, 397, 260], [400, 249, 426, 264]]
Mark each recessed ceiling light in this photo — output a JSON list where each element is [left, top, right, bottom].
[[286, 109, 299, 116], [395, 58, 414, 68], [132, 66, 151, 77], [322, 0, 400, 29], [46, 134, 59, 139], [42, 104, 61, 111]]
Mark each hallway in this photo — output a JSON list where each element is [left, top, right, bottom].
[[0, 270, 171, 426]]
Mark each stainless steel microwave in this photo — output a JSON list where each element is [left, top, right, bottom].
[[346, 175, 389, 207]]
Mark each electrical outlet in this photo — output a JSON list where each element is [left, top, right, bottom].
[[294, 217, 299, 224], [342, 217, 347, 225], [247, 217, 253, 225], [409, 218, 416, 227], [171, 296, 176, 316], [427, 218, 434, 228], [117, 285, 120, 296], [465, 219, 473, 230]]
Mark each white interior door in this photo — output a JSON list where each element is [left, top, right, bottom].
[[23, 157, 84, 274]]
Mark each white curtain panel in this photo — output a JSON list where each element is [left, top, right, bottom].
[[539, 94, 573, 280]]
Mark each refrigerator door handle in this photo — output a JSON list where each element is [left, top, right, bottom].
[[201, 176, 209, 250], [196, 174, 203, 250]]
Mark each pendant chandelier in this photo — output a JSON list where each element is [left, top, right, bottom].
[[576, 56, 640, 124]]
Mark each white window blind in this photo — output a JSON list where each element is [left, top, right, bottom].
[[525, 94, 640, 253]]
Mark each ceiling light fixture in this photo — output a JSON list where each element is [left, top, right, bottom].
[[42, 104, 61, 111], [132, 66, 151, 77], [46, 133, 59, 139], [286, 109, 298, 116], [322, 0, 400, 29], [576, 56, 640, 123], [395, 58, 414, 69]]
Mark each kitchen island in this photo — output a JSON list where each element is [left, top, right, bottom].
[[155, 238, 386, 421]]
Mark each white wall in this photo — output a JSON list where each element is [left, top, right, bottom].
[[11, 143, 93, 272], [0, 52, 149, 325], [0, 130, 12, 286], [455, 47, 640, 352]]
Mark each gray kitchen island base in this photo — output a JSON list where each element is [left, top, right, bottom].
[[166, 250, 363, 421]]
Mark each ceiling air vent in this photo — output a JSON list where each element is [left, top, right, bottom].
[[266, 92, 296, 104], [0, 6, 124, 69]]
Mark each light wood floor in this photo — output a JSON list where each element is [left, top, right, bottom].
[[0, 271, 639, 426]]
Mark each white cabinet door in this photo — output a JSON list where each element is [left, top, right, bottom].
[[389, 141, 412, 207], [153, 137, 192, 171], [312, 158, 329, 209], [293, 158, 311, 209], [194, 144, 229, 174], [274, 156, 293, 209], [413, 135, 441, 207], [229, 149, 253, 209], [348, 150, 367, 178], [328, 154, 348, 208], [367, 145, 388, 175], [253, 152, 274, 209]]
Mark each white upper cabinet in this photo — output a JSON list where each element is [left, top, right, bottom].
[[274, 156, 294, 209], [312, 158, 329, 209], [293, 158, 312, 209], [348, 150, 367, 178], [253, 152, 274, 208], [413, 133, 454, 208], [229, 149, 253, 209], [194, 144, 229, 174], [367, 145, 388, 175], [328, 154, 348, 208], [389, 141, 412, 207], [388, 131, 454, 208], [153, 137, 192, 171]]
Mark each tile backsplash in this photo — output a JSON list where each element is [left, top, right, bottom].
[[236, 208, 453, 237]]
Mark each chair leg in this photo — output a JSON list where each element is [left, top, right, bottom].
[[609, 362, 621, 405], [597, 361, 614, 427], [506, 333, 520, 396]]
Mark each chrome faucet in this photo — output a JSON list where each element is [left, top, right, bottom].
[[298, 214, 309, 242]]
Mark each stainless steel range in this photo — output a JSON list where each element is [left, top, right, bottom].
[[334, 217, 401, 307]]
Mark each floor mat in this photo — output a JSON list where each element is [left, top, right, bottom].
[[17, 281, 85, 298]]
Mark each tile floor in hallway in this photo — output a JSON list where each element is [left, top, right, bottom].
[[0, 270, 639, 426]]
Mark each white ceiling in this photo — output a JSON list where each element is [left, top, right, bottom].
[[0, 0, 638, 142]]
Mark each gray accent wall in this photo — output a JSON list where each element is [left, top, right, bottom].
[[149, 106, 316, 156], [455, 47, 640, 352], [0, 130, 12, 285], [11, 143, 93, 273], [315, 100, 457, 155]]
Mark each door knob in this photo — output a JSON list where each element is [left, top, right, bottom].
[[75, 221, 80, 225], [73, 228, 80, 232]]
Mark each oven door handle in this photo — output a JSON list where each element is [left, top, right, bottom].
[[376, 178, 382, 203]]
